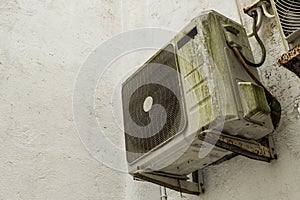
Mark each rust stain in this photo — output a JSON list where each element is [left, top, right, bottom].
[[278, 44, 300, 78]]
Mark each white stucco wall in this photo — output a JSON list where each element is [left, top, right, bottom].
[[1, 0, 300, 200]]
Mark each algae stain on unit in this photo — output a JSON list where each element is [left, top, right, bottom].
[[177, 31, 213, 127]]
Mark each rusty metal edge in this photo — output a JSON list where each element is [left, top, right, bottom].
[[278, 44, 300, 66], [198, 131, 274, 162]]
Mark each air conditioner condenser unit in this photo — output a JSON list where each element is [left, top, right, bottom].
[[122, 10, 280, 195], [273, 0, 300, 78]]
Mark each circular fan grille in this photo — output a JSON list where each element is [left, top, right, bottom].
[[122, 45, 185, 163], [275, 0, 300, 37]]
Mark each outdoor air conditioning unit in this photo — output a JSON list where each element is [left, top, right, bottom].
[[273, 0, 300, 78], [122, 10, 280, 195], [273, 0, 300, 47]]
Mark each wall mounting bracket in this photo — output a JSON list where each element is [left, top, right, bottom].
[[134, 170, 204, 196], [198, 130, 277, 162], [133, 131, 277, 196]]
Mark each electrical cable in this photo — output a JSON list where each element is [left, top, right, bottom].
[[232, 46, 272, 101], [261, 3, 275, 18], [247, 7, 263, 37], [232, 46, 281, 129], [239, 13, 266, 68]]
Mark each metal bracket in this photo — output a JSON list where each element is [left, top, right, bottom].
[[134, 171, 203, 195], [133, 131, 277, 196], [243, 0, 274, 37], [266, 132, 278, 159], [192, 169, 205, 194], [198, 130, 277, 162], [243, 0, 273, 17]]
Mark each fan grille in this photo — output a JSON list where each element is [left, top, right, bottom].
[[275, 0, 300, 37], [122, 44, 185, 163]]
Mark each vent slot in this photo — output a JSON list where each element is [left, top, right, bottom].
[[177, 27, 198, 49], [275, 0, 300, 38]]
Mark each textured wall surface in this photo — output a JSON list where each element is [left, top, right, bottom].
[[0, 1, 128, 199], [1, 0, 300, 200]]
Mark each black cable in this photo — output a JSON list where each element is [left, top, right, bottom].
[[232, 46, 281, 128], [239, 13, 266, 68], [232, 47, 272, 101]]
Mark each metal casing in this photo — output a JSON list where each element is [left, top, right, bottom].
[[122, 10, 275, 175]]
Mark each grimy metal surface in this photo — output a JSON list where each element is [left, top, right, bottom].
[[198, 131, 275, 162]]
